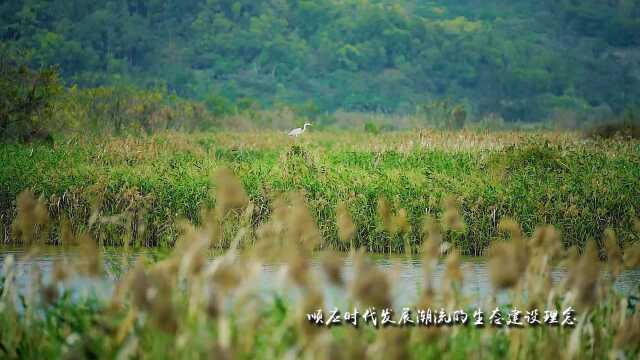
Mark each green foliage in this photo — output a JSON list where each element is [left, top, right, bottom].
[[587, 121, 640, 140], [585, 104, 640, 139], [48, 85, 223, 135], [0, 48, 61, 142], [364, 121, 380, 135], [1, 132, 638, 254], [205, 93, 234, 117], [294, 100, 320, 121], [418, 99, 468, 129], [1, 0, 638, 122], [451, 105, 467, 130]]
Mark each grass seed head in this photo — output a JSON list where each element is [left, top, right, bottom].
[[392, 208, 411, 235], [623, 242, 640, 268], [441, 196, 465, 232], [488, 240, 526, 290], [351, 250, 391, 309], [76, 232, 102, 276], [371, 328, 410, 360], [40, 283, 59, 305], [210, 257, 243, 292], [174, 222, 209, 277], [206, 289, 221, 318], [614, 314, 640, 350], [498, 218, 522, 241], [52, 258, 70, 283], [336, 201, 356, 244], [568, 240, 601, 310], [377, 197, 394, 233], [129, 258, 150, 310], [12, 190, 50, 244], [603, 228, 623, 278], [287, 248, 311, 287], [444, 250, 463, 292], [285, 192, 321, 252], [321, 251, 343, 286], [297, 288, 324, 341], [421, 215, 445, 278], [58, 216, 75, 246], [213, 167, 249, 219], [126, 257, 178, 333], [530, 225, 561, 258]]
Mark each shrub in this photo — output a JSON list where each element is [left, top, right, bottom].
[[0, 49, 61, 142], [587, 121, 640, 139], [364, 121, 380, 134]]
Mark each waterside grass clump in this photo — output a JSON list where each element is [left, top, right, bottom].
[[1, 130, 639, 254]]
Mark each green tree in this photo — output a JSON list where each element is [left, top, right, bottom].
[[0, 48, 61, 142]]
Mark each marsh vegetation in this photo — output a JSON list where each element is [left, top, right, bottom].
[[0, 178, 639, 358], [2, 131, 639, 255], [0, 137, 639, 356], [2, 1, 640, 357]]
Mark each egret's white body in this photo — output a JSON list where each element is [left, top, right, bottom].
[[288, 122, 312, 137]]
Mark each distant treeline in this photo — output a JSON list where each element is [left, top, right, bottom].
[[4, 47, 640, 142], [1, 0, 639, 122]]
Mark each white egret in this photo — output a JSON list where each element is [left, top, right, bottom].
[[288, 122, 312, 137]]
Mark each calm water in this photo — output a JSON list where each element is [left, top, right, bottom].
[[1, 246, 639, 308]]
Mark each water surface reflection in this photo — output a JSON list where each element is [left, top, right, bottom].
[[1, 246, 638, 308]]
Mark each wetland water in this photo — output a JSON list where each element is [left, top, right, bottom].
[[1, 246, 639, 308]]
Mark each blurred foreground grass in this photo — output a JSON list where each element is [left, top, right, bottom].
[[0, 180, 639, 359]]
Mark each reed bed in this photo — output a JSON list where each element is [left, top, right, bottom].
[[0, 174, 639, 358], [1, 130, 639, 254]]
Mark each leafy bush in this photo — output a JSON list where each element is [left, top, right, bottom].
[[364, 121, 380, 134], [587, 107, 640, 139], [587, 121, 640, 139], [0, 49, 61, 142], [205, 93, 234, 116], [418, 99, 467, 129]]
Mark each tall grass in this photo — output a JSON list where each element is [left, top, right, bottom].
[[1, 130, 639, 254], [0, 179, 639, 358]]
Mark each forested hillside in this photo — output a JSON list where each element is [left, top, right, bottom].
[[1, 0, 639, 121]]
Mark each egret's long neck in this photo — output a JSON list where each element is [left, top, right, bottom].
[[303, 124, 309, 130]]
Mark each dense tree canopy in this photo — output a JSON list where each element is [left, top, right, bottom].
[[1, 0, 639, 121]]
